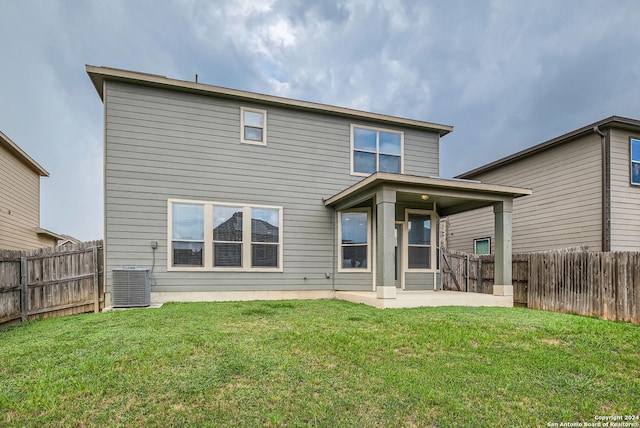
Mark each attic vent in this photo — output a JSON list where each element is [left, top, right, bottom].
[[112, 267, 151, 308]]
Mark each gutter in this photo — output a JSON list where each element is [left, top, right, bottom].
[[594, 126, 611, 251]]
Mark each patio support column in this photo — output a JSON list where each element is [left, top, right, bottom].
[[493, 200, 513, 297], [376, 188, 396, 299]]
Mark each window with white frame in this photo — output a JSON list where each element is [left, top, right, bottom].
[[351, 125, 403, 175], [631, 138, 640, 185], [241, 107, 267, 145], [474, 238, 491, 255], [212, 205, 243, 267], [339, 209, 370, 271], [407, 212, 431, 269], [171, 203, 205, 267], [169, 200, 282, 271]]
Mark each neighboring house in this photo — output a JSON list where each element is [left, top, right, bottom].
[[445, 116, 640, 254], [86, 65, 530, 307], [57, 234, 83, 247], [0, 131, 62, 250]]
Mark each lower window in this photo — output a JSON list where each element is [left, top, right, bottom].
[[474, 238, 491, 255], [405, 210, 438, 271], [407, 213, 431, 269], [169, 200, 283, 271], [339, 209, 370, 271], [171, 203, 205, 267]]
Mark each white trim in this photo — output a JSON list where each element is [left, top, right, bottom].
[[371, 204, 377, 291], [167, 200, 206, 269], [395, 221, 405, 290], [404, 209, 439, 273], [631, 137, 640, 186], [240, 106, 267, 146], [167, 198, 283, 272], [337, 207, 372, 273], [474, 237, 491, 255], [150, 290, 335, 303], [350, 124, 404, 177]]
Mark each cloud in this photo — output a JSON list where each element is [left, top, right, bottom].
[[1, 0, 640, 240]]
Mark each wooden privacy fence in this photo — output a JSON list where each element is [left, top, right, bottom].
[[441, 250, 529, 305], [442, 248, 640, 324], [0, 240, 104, 327], [528, 251, 640, 324]]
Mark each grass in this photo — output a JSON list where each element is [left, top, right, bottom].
[[1, 300, 638, 427]]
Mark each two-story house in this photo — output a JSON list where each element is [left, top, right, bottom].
[[445, 116, 640, 254], [86, 65, 530, 308], [0, 130, 62, 249]]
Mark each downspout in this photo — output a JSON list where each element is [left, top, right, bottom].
[[594, 126, 611, 251]]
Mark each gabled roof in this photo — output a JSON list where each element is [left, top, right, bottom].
[[456, 116, 640, 179], [0, 130, 49, 176], [85, 65, 453, 136], [36, 227, 65, 241]]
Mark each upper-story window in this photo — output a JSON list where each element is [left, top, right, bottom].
[[241, 107, 267, 145], [631, 138, 640, 185], [351, 125, 403, 175]]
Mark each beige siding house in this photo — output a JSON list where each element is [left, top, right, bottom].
[[0, 131, 62, 250], [446, 116, 640, 253]]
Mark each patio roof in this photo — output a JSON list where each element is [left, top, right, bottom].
[[323, 172, 532, 215]]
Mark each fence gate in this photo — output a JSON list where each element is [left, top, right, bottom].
[[441, 250, 528, 306]]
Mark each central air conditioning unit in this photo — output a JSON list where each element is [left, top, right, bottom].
[[111, 267, 151, 308]]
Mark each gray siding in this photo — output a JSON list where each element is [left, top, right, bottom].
[[404, 130, 439, 176], [445, 207, 494, 254], [447, 133, 603, 253], [609, 128, 640, 251], [404, 272, 436, 290], [104, 81, 440, 293]]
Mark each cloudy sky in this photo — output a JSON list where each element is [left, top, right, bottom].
[[2, 0, 640, 241]]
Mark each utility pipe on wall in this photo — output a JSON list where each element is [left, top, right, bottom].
[[594, 125, 611, 251]]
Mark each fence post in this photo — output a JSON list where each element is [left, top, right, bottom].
[[465, 254, 469, 292], [93, 246, 100, 313], [20, 257, 29, 322]]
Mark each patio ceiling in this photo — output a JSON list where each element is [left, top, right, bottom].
[[323, 172, 532, 216]]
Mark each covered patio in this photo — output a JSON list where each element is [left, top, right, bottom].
[[324, 172, 531, 307]]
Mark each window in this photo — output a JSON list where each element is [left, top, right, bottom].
[[213, 206, 243, 267], [171, 203, 204, 267], [251, 208, 280, 267], [631, 138, 640, 185], [338, 209, 370, 271], [407, 213, 431, 269], [241, 107, 267, 145], [474, 238, 491, 255], [169, 200, 282, 271], [351, 125, 403, 175]]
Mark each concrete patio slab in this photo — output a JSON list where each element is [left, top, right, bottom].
[[335, 290, 513, 309]]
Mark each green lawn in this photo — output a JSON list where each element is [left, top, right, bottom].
[[1, 300, 638, 427]]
